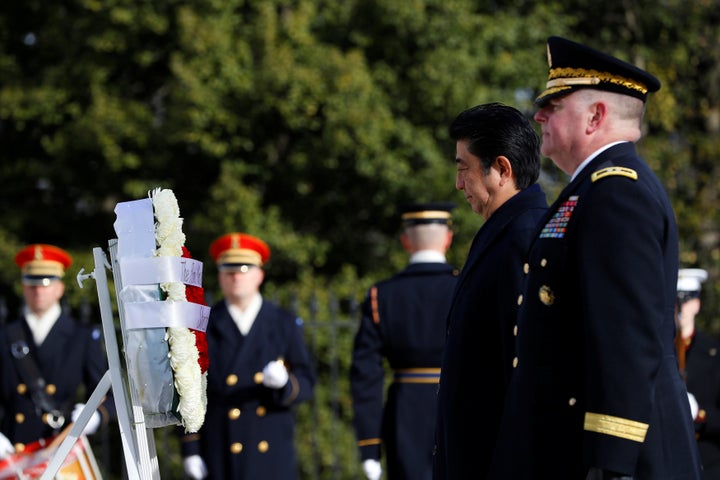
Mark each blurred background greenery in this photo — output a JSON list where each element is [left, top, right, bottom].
[[2, 0, 720, 478]]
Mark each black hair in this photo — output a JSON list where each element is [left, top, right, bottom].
[[448, 102, 540, 189]]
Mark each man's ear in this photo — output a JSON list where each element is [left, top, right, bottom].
[[587, 101, 607, 132], [400, 232, 412, 252], [495, 155, 513, 186], [444, 230, 453, 249]]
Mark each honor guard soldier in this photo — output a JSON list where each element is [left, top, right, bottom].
[[350, 202, 458, 480], [677, 268, 720, 478], [490, 37, 703, 479], [180, 233, 316, 480], [433, 103, 548, 480], [0, 244, 112, 458]]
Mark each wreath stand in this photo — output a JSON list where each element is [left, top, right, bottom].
[[40, 241, 162, 480]]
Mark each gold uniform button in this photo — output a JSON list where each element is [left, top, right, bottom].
[[228, 408, 241, 420], [256, 406, 266, 417], [523, 263, 529, 274], [512, 357, 519, 368], [15, 443, 25, 453], [15, 413, 24, 424], [254, 372, 264, 384], [539, 285, 555, 306], [540, 258, 548, 267], [230, 442, 243, 454], [568, 397, 577, 406], [17, 384, 26, 395], [226, 374, 238, 386], [513, 325, 518, 336], [517, 294, 523, 306], [258, 441, 269, 453], [45, 384, 56, 395]]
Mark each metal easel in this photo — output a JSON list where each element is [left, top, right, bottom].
[[40, 242, 161, 480]]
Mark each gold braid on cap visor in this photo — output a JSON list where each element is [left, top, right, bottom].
[[401, 210, 452, 221], [546, 67, 649, 95]]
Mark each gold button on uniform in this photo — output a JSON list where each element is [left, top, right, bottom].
[[45, 384, 56, 395], [17, 384, 26, 395], [226, 374, 238, 386], [254, 372, 264, 384], [568, 398, 577, 406], [15, 413, 24, 424], [15, 443, 25, 453], [513, 325, 518, 336], [258, 441, 269, 453], [517, 294, 523, 305], [228, 408, 241, 420], [523, 263, 529, 274], [230, 442, 243, 454], [540, 258, 548, 267], [539, 285, 555, 306], [512, 357, 519, 368], [256, 406, 266, 417]]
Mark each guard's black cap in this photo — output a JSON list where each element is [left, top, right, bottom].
[[398, 202, 455, 227], [535, 36, 661, 107]]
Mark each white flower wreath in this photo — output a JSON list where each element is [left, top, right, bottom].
[[150, 188, 207, 433]]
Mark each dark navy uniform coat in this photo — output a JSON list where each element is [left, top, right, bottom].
[[490, 143, 703, 479], [686, 330, 720, 478], [433, 184, 548, 480], [351, 261, 458, 480], [181, 299, 315, 480], [0, 311, 111, 446]]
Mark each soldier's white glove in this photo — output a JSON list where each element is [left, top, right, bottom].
[[688, 392, 699, 420], [71, 403, 101, 435], [262, 360, 289, 389], [0, 432, 14, 459], [362, 458, 382, 480], [183, 455, 208, 479]]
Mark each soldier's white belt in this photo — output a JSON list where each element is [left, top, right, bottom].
[[393, 368, 441, 383]]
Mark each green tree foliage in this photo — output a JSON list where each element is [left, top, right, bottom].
[[2, 0, 720, 478]]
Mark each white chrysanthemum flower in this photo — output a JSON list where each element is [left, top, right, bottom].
[[161, 282, 187, 302], [152, 187, 207, 433], [168, 327, 204, 432]]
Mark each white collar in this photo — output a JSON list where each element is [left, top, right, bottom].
[[409, 250, 446, 264], [24, 302, 62, 346], [227, 293, 263, 335]]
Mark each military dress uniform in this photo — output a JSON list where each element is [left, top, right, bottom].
[[678, 269, 720, 478], [0, 245, 112, 449], [489, 37, 702, 479], [180, 233, 316, 480], [686, 330, 720, 478], [350, 203, 458, 480], [490, 145, 702, 479], [433, 184, 548, 480]]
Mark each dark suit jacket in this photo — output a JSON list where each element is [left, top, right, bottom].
[[351, 261, 458, 480], [0, 311, 112, 446], [181, 299, 315, 480], [490, 143, 703, 479], [433, 183, 548, 480]]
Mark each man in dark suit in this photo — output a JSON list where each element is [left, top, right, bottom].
[[0, 244, 112, 455], [180, 232, 316, 480], [432, 103, 548, 480], [351, 202, 458, 480], [490, 37, 702, 479], [677, 268, 720, 478]]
